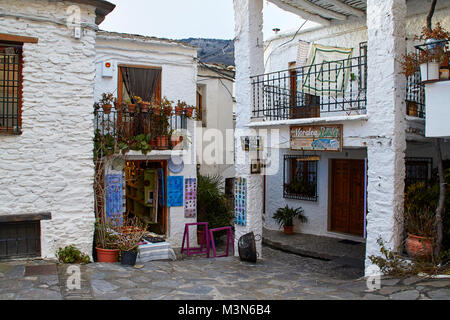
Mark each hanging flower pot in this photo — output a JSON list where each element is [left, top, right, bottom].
[[128, 103, 136, 113], [164, 106, 173, 117], [420, 62, 440, 82], [102, 104, 112, 114], [156, 135, 169, 150], [185, 106, 194, 118], [140, 102, 151, 113], [95, 247, 119, 263], [175, 106, 184, 116]]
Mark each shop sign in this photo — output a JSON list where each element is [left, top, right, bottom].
[[290, 124, 343, 152]]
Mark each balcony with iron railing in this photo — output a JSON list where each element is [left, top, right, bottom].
[[251, 44, 367, 122], [94, 104, 189, 158]]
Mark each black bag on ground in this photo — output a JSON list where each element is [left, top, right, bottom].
[[238, 232, 257, 263]]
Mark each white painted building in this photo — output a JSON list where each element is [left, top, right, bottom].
[[0, 0, 115, 259], [232, 0, 450, 275], [196, 63, 236, 185], [94, 31, 198, 247]]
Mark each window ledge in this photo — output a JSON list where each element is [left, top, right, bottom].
[[0, 212, 51, 223]]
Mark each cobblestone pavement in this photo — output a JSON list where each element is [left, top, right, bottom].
[[0, 246, 449, 300]]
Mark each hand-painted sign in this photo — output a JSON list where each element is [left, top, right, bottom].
[[290, 124, 343, 152]]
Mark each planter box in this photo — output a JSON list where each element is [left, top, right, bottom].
[[425, 80, 450, 138]]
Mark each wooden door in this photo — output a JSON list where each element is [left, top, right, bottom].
[[330, 159, 365, 236]]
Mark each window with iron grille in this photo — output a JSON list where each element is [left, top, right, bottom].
[[0, 43, 22, 134], [283, 155, 318, 201], [405, 157, 432, 189]]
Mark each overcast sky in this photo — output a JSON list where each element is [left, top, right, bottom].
[[100, 0, 316, 40]]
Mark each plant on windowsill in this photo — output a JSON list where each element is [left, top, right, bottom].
[[161, 96, 173, 116], [272, 205, 308, 235], [284, 179, 316, 198], [100, 92, 114, 114], [400, 23, 450, 81]]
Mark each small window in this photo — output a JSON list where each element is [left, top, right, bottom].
[[283, 155, 318, 201], [0, 43, 22, 134], [405, 157, 432, 189]]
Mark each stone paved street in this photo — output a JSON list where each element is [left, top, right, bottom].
[[0, 246, 449, 300]]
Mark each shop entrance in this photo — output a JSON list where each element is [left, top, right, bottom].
[[124, 160, 167, 235], [330, 159, 366, 237]]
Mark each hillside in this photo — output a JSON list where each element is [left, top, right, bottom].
[[179, 38, 235, 66]]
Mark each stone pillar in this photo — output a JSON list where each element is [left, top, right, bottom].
[[233, 0, 265, 256], [364, 0, 407, 275]]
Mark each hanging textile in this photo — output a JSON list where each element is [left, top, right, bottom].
[[157, 168, 165, 205], [234, 177, 247, 226], [296, 40, 310, 68], [299, 44, 353, 96], [184, 178, 197, 218], [167, 176, 183, 207], [120, 66, 161, 103], [105, 173, 123, 225]]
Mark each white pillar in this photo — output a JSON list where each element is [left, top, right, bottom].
[[233, 0, 265, 257], [364, 0, 407, 275]]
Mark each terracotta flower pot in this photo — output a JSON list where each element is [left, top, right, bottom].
[[102, 104, 112, 114], [175, 107, 184, 116], [185, 107, 194, 118], [140, 102, 151, 113], [171, 135, 184, 149], [96, 247, 119, 263], [283, 225, 294, 235], [164, 107, 173, 116], [405, 233, 433, 259], [156, 135, 169, 150], [128, 104, 136, 113]]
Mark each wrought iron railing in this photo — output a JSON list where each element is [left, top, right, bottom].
[[406, 73, 425, 118], [251, 45, 367, 121], [94, 107, 187, 153]]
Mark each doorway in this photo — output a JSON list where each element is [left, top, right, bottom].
[[330, 159, 366, 236], [124, 160, 167, 235]]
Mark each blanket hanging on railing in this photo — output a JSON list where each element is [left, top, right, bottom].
[[298, 44, 353, 97]]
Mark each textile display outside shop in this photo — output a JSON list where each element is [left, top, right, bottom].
[[167, 176, 183, 207], [184, 178, 197, 218], [299, 44, 353, 96], [105, 173, 123, 225], [235, 177, 247, 226]]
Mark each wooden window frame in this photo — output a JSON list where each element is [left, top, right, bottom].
[[117, 64, 162, 105]]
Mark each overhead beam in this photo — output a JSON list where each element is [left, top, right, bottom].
[[268, 0, 331, 26], [288, 0, 348, 20], [325, 0, 366, 18]]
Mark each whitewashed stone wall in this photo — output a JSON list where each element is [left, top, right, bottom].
[[0, 0, 98, 258], [95, 33, 198, 247], [197, 66, 236, 181], [233, 0, 265, 256]]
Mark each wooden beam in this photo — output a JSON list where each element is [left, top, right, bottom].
[[325, 0, 365, 18], [0, 212, 51, 223], [288, 0, 348, 20], [0, 33, 38, 44], [268, 0, 331, 26]]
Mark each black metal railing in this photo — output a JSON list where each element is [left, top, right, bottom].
[[94, 107, 187, 152], [406, 73, 425, 118], [251, 44, 367, 121], [0, 44, 22, 134]]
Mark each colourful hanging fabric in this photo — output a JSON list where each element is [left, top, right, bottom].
[[105, 173, 123, 225]]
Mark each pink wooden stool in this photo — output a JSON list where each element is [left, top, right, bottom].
[[181, 222, 210, 257], [209, 226, 234, 258]]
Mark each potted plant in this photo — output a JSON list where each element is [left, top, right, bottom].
[[117, 217, 148, 266], [126, 98, 136, 113], [100, 92, 114, 114], [140, 100, 151, 113], [400, 23, 450, 81], [175, 100, 187, 116], [161, 97, 173, 117], [94, 217, 120, 263], [152, 102, 162, 115], [185, 105, 195, 118], [404, 182, 436, 259], [272, 205, 308, 235]]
